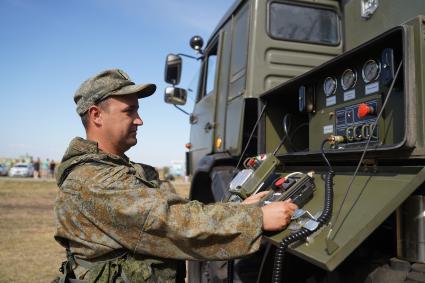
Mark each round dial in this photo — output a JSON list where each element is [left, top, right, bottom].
[[362, 59, 381, 83], [341, 68, 357, 90], [323, 76, 337, 97]]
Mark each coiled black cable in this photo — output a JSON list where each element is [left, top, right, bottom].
[[271, 139, 334, 283]]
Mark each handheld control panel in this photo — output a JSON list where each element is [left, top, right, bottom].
[[226, 154, 279, 202], [260, 172, 315, 208]]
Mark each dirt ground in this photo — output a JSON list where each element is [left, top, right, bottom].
[[0, 177, 189, 283]]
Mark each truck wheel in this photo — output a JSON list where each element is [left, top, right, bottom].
[[187, 260, 227, 283], [210, 165, 236, 201], [187, 248, 266, 282], [188, 165, 263, 282]]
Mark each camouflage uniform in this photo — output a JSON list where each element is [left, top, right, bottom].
[[54, 137, 263, 282]]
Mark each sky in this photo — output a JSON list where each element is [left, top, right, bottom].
[[0, 0, 233, 167]]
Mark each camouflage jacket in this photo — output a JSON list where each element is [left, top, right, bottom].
[[54, 137, 263, 281]]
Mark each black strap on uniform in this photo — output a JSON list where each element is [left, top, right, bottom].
[[58, 240, 78, 283], [176, 260, 186, 283]]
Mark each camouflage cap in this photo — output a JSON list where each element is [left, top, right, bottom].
[[74, 69, 156, 115]]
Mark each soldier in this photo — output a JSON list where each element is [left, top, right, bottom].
[[54, 69, 297, 283]]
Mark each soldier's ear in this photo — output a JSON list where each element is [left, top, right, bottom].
[[88, 105, 103, 127]]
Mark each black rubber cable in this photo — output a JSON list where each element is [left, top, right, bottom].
[[271, 139, 334, 283], [227, 259, 234, 283]]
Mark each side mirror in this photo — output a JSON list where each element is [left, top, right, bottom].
[[164, 54, 182, 85], [164, 86, 187, 106]]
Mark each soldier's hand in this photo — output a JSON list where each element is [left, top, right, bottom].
[[242, 191, 269, 205], [261, 199, 298, 231]]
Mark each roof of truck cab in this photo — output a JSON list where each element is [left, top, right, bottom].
[[206, 0, 245, 46], [206, 0, 345, 47]]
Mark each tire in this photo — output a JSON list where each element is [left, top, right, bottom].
[[188, 256, 264, 283], [188, 165, 264, 282]]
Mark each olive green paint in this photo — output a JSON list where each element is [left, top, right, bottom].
[[267, 165, 425, 271]]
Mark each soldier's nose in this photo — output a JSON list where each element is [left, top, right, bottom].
[[134, 117, 143, 126]]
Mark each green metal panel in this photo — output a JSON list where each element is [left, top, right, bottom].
[[246, 0, 342, 97], [225, 96, 246, 155], [228, 3, 250, 100], [189, 89, 216, 168], [344, 0, 425, 50], [266, 165, 425, 271], [223, 3, 250, 156], [410, 16, 425, 153], [214, 21, 232, 153]]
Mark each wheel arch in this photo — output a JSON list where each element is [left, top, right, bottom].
[[189, 152, 237, 203]]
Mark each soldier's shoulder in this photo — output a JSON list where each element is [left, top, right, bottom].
[[66, 161, 111, 182], [135, 162, 159, 181]]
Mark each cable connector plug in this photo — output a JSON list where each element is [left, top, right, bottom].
[[328, 135, 345, 145]]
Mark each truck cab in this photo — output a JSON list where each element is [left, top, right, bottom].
[[167, 0, 342, 201]]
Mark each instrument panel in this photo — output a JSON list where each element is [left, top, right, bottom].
[[309, 37, 403, 151], [262, 27, 407, 158]]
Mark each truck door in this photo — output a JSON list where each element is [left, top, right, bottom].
[[189, 36, 221, 167]]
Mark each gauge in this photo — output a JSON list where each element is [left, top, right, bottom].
[[362, 59, 381, 83], [341, 68, 357, 90], [323, 76, 337, 97]]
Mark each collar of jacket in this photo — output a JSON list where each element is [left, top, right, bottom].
[[56, 137, 133, 186]]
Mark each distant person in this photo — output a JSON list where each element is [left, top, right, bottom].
[[54, 69, 297, 282], [33, 158, 41, 178], [42, 159, 49, 178], [49, 160, 56, 178]]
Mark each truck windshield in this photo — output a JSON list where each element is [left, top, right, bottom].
[[268, 2, 340, 45]]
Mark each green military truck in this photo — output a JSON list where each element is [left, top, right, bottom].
[[164, 0, 425, 282]]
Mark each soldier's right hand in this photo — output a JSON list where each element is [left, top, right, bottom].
[[261, 199, 298, 231]]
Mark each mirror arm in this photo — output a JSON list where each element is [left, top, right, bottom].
[[173, 104, 190, 115], [177, 53, 203, 61]]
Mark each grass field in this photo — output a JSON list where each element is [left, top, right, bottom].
[[0, 177, 189, 283]]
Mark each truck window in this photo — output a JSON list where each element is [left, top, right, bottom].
[[230, 3, 249, 83], [268, 2, 340, 45], [205, 48, 217, 95], [205, 46, 217, 95]]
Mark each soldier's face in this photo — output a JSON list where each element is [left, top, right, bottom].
[[100, 94, 143, 153]]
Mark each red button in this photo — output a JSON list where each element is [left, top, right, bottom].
[[274, 177, 286, 187], [358, 103, 374, 119], [247, 159, 256, 167]]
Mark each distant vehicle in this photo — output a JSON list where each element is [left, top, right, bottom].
[[9, 163, 34, 177], [169, 160, 185, 177], [0, 164, 7, 176]]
